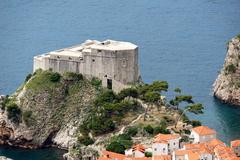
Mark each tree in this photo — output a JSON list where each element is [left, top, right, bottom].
[[175, 103, 204, 128], [174, 87, 181, 93]]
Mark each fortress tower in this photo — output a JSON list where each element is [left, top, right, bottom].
[[33, 40, 141, 92]]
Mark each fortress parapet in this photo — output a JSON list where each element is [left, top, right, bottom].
[[33, 39, 140, 92]]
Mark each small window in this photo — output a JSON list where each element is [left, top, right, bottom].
[[97, 50, 102, 53], [57, 56, 60, 59], [174, 142, 176, 145], [154, 148, 157, 151], [69, 57, 72, 60], [92, 59, 95, 62]]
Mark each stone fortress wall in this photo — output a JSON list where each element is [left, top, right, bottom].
[[33, 39, 140, 92]]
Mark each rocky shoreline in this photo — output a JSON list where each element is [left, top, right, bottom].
[[213, 35, 240, 106]]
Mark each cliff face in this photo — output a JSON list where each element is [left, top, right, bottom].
[[0, 70, 191, 160], [213, 35, 240, 105], [0, 70, 97, 149]]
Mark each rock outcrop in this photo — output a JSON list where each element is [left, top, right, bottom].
[[213, 35, 240, 105]]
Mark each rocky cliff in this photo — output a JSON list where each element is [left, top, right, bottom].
[[213, 35, 240, 105], [0, 69, 196, 160]]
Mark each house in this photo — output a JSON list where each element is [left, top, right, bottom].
[[100, 150, 126, 160], [183, 143, 213, 160], [214, 145, 239, 160], [231, 140, 240, 157], [190, 126, 216, 144], [152, 134, 181, 156], [172, 149, 200, 160], [132, 144, 146, 158]]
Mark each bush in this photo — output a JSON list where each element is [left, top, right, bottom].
[[106, 141, 125, 154], [237, 34, 240, 40], [78, 136, 94, 146], [144, 125, 154, 134], [23, 110, 33, 126], [145, 152, 152, 157], [25, 73, 32, 82], [126, 126, 138, 137], [1, 95, 9, 110], [225, 64, 237, 74], [118, 88, 138, 100], [6, 103, 21, 123], [91, 77, 102, 87], [191, 120, 202, 127], [63, 72, 83, 81], [49, 72, 61, 82]]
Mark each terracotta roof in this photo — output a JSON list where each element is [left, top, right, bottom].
[[154, 134, 180, 143], [184, 143, 212, 154], [153, 155, 171, 160], [214, 145, 237, 160], [132, 144, 145, 153], [192, 126, 216, 136], [231, 140, 240, 147], [101, 150, 126, 160]]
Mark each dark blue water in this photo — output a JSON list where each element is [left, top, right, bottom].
[[0, 146, 65, 160], [0, 0, 240, 159]]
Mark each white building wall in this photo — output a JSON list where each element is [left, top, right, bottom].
[[168, 138, 180, 153], [152, 143, 168, 156], [190, 131, 200, 144], [133, 150, 145, 158], [200, 153, 213, 160]]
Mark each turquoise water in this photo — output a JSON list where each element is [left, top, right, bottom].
[[0, 0, 240, 159]]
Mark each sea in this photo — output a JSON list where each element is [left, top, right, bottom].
[[0, 0, 240, 159]]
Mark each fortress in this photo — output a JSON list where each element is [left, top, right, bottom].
[[33, 39, 141, 92]]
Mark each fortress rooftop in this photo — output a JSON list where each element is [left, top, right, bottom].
[[42, 39, 137, 58]]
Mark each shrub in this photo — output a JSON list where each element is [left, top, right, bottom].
[[145, 152, 152, 157], [94, 90, 117, 106], [22, 110, 33, 126], [91, 77, 102, 87], [25, 73, 32, 82], [50, 72, 61, 82], [225, 64, 237, 74], [126, 126, 138, 137], [63, 72, 83, 81], [78, 136, 94, 146], [144, 125, 154, 134], [191, 120, 202, 127], [6, 103, 21, 123], [117, 88, 138, 100], [237, 34, 240, 40], [1, 95, 9, 110], [106, 141, 125, 154]]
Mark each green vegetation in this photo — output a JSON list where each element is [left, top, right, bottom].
[[225, 64, 237, 74], [117, 88, 138, 100], [80, 89, 141, 136], [26, 69, 63, 92], [106, 134, 133, 154], [125, 126, 138, 137], [6, 102, 21, 123], [78, 135, 94, 146], [63, 72, 83, 81], [190, 120, 202, 127], [237, 34, 240, 41], [22, 110, 34, 126], [91, 77, 102, 90], [144, 125, 154, 134], [25, 73, 32, 82], [145, 152, 152, 157]]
